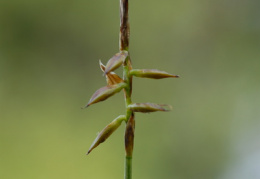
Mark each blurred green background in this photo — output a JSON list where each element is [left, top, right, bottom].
[[1, 0, 260, 179]]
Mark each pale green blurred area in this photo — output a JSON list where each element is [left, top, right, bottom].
[[1, 0, 260, 178]]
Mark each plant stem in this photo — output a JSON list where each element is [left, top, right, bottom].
[[120, 0, 134, 179], [119, 0, 129, 51], [125, 156, 132, 179]]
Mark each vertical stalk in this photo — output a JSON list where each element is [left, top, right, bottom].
[[125, 156, 132, 179], [120, 0, 134, 179], [119, 0, 129, 51]]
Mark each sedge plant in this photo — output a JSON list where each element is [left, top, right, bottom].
[[84, 1, 179, 179]]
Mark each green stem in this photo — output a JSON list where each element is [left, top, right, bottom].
[[120, 0, 134, 179], [125, 156, 132, 179]]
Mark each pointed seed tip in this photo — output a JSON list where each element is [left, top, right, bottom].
[[81, 105, 88, 109], [83, 104, 90, 108], [86, 150, 91, 155]]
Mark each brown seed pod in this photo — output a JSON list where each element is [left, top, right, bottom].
[[130, 69, 179, 79], [99, 60, 123, 85], [128, 103, 172, 113], [84, 83, 126, 108], [104, 51, 128, 74], [125, 113, 135, 157]]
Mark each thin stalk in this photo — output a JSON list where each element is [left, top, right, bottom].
[[120, 0, 134, 179], [125, 156, 132, 179]]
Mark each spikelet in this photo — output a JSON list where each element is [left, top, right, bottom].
[[130, 69, 179, 79], [128, 103, 172, 113], [87, 115, 126, 155]]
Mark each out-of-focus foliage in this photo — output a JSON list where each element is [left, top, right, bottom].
[[0, 0, 260, 179]]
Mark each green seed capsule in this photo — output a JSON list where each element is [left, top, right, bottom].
[[87, 115, 126, 155], [128, 103, 172, 113], [130, 69, 179, 79], [84, 83, 126, 108]]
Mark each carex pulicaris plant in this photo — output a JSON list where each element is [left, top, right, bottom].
[[84, 1, 179, 179]]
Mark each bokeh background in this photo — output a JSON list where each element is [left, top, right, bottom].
[[1, 0, 260, 179]]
